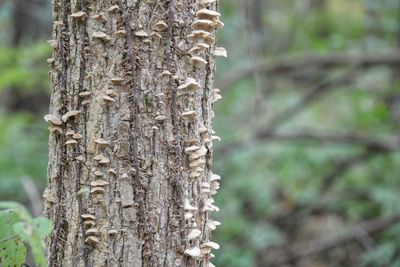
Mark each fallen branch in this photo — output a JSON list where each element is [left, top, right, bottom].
[[217, 50, 400, 90]]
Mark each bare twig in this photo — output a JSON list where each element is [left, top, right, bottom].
[[264, 212, 400, 265]]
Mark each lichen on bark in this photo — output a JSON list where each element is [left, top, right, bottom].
[[43, 0, 224, 266]]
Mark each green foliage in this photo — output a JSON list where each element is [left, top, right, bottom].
[[0, 43, 51, 92], [0, 112, 48, 201], [0, 202, 52, 267]]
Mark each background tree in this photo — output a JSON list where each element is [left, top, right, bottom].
[[43, 0, 224, 266]]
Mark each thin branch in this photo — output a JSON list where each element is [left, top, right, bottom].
[[264, 212, 400, 265], [217, 51, 400, 90]]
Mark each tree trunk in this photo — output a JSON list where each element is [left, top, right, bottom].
[[43, 0, 224, 266]]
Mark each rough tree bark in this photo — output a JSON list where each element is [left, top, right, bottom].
[[42, 0, 225, 266]]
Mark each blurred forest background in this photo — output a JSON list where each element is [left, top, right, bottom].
[[1, 0, 400, 266]]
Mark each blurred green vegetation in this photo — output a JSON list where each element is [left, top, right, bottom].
[[1, 0, 400, 266]]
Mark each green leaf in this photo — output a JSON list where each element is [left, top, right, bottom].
[[33, 217, 52, 238], [0, 210, 26, 267]]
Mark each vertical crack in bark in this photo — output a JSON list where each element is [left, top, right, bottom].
[[117, 0, 154, 265], [49, 0, 70, 265], [165, 0, 187, 263]]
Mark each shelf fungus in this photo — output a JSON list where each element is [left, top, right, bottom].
[[111, 77, 124, 85], [212, 88, 222, 103], [85, 228, 99, 236], [94, 170, 103, 177], [208, 220, 221, 231], [107, 5, 119, 12], [90, 186, 105, 194], [65, 139, 78, 146], [214, 47, 227, 57], [196, 9, 221, 21], [101, 95, 115, 103], [177, 78, 201, 95], [184, 247, 202, 258], [70, 11, 87, 20], [135, 30, 149, 37], [73, 133, 82, 140], [155, 115, 167, 122], [190, 56, 207, 67], [83, 220, 96, 227], [188, 229, 202, 241], [192, 19, 215, 32], [81, 214, 96, 221], [79, 91, 91, 98], [114, 30, 126, 37], [85, 236, 100, 245], [189, 43, 210, 54], [153, 21, 167, 31], [189, 158, 206, 168], [62, 110, 80, 122], [188, 30, 214, 46], [108, 229, 118, 235], [201, 242, 220, 255], [44, 114, 62, 126], [200, 0, 216, 5], [94, 154, 110, 164], [182, 110, 197, 120], [203, 198, 220, 212], [92, 31, 111, 42], [95, 138, 110, 147], [90, 179, 109, 187]]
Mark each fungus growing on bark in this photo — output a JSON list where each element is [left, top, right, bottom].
[[73, 133, 82, 140], [153, 21, 167, 31], [90, 179, 109, 187], [192, 19, 215, 32], [114, 30, 126, 37], [177, 78, 201, 95], [155, 115, 167, 122], [85, 228, 99, 236], [75, 155, 85, 161], [190, 56, 207, 67], [108, 229, 118, 235], [92, 31, 111, 41], [106, 89, 116, 96], [214, 47, 227, 57], [83, 220, 96, 227], [160, 70, 172, 77], [135, 30, 149, 37], [91, 14, 107, 22], [93, 170, 102, 177], [48, 126, 62, 134], [90, 186, 105, 194], [65, 140, 78, 146], [188, 43, 210, 54], [107, 5, 119, 12], [84, 236, 99, 245], [184, 247, 202, 258], [81, 214, 96, 220], [62, 110, 80, 122], [189, 158, 206, 168], [182, 110, 197, 120], [66, 129, 75, 136], [47, 39, 57, 49], [111, 77, 124, 85], [70, 11, 87, 20], [188, 30, 214, 45], [47, 58, 55, 64], [108, 168, 116, 175], [196, 9, 221, 21], [201, 241, 220, 252], [44, 114, 62, 126], [95, 138, 110, 147], [188, 229, 202, 241], [208, 220, 221, 231], [184, 200, 198, 211], [211, 135, 221, 142], [185, 145, 201, 154], [102, 95, 116, 103], [79, 91, 91, 98], [200, 0, 216, 4]]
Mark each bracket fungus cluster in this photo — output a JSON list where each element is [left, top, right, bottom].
[[181, 6, 226, 265]]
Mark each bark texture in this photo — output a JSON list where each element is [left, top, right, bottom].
[[43, 0, 224, 266]]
